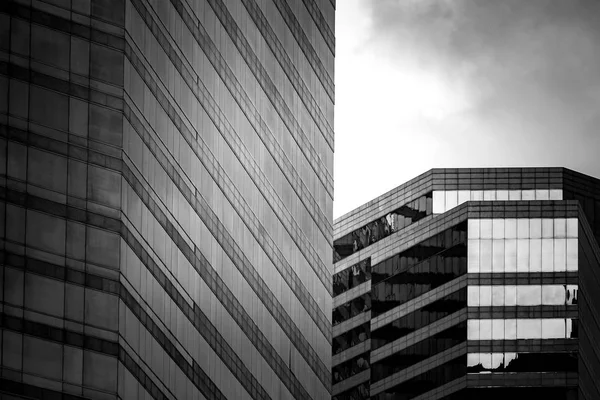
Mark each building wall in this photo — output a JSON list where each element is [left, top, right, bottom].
[[332, 169, 599, 400], [0, 1, 335, 399]]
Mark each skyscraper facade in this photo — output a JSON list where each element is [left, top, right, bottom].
[[332, 168, 600, 400], [0, 1, 335, 399]]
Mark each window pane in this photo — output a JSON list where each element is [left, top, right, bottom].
[[31, 24, 70, 69], [445, 191, 458, 211], [468, 239, 480, 273], [23, 336, 63, 380], [468, 286, 480, 306], [505, 219, 517, 239], [566, 238, 578, 271], [480, 220, 492, 239], [549, 189, 563, 200], [480, 286, 491, 306], [492, 220, 504, 239], [529, 239, 542, 272], [27, 148, 68, 193], [26, 210, 66, 254], [30, 86, 68, 131], [505, 239, 517, 272], [25, 273, 65, 317], [517, 319, 541, 339], [542, 319, 565, 339], [541, 239, 553, 272], [542, 285, 565, 305], [554, 238, 566, 272], [480, 240, 492, 272], [509, 190, 522, 201], [536, 189, 550, 200], [566, 219, 578, 238], [491, 286, 504, 306], [505, 286, 517, 306], [90, 43, 124, 86], [471, 190, 484, 201], [517, 219, 529, 239], [433, 191, 445, 214], [468, 219, 480, 239], [89, 104, 123, 146], [517, 286, 540, 306], [496, 190, 509, 201], [542, 219, 554, 238], [458, 190, 470, 205], [71, 37, 90, 75], [492, 239, 504, 273]]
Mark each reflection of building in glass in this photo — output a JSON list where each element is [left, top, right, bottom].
[[0, 1, 334, 399], [332, 168, 600, 400]]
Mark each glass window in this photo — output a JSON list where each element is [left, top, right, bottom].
[[480, 320, 492, 340], [90, 43, 124, 86], [491, 286, 504, 306], [63, 346, 83, 385], [522, 190, 535, 200], [30, 85, 69, 131], [458, 190, 470, 205], [433, 191, 445, 214], [529, 219, 542, 239], [566, 218, 578, 238], [468, 239, 480, 273], [480, 220, 492, 239], [492, 220, 504, 239], [517, 319, 541, 339], [91, 0, 125, 25], [471, 190, 484, 200], [445, 191, 458, 211], [87, 165, 121, 208], [26, 210, 66, 254], [517, 285, 540, 306], [27, 148, 68, 193], [509, 190, 522, 201], [504, 285, 517, 306], [89, 104, 123, 146], [549, 189, 563, 200], [492, 319, 505, 340], [25, 273, 65, 317], [10, 18, 30, 56], [505, 219, 517, 239], [468, 219, 480, 239], [566, 285, 578, 305], [69, 97, 89, 137], [542, 285, 565, 305], [480, 286, 491, 306], [71, 37, 90, 76], [492, 239, 504, 273], [23, 336, 63, 380], [505, 319, 517, 339], [468, 286, 480, 306], [496, 190, 509, 201], [86, 226, 120, 269], [542, 319, 565, 338], [31, 24, 70, 69], [9, 79, 29, 119], [536, 189, 550, 200], [83, 350, 118, 392], [505, 239, 517, 272], [85, 289, 119, 330], [541, 239, 554, 272], [566, 238, 578, 271], [554, 238, 566, 272], [0, 14, 9, 51], [0, 76, 7, 114], [6, 204, 26, 244], [468, 320, 480, 340], [542, 219, 554, 238], [529, 239, 542, 272], [480, 239, 492, 272], [517, 219, 529, 239], [68, 159, 88, 199], [553, 218, 567, 238], [483, 190, 496, 201]]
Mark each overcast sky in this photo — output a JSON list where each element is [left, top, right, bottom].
[[333, 0, 600, 218]]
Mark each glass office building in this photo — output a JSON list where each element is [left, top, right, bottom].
[[0, 0, 335, 399], [332, 168, 600, 400]]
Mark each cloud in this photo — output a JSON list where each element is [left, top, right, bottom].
[[362, 0, 600, 123], [333, 0, 600, 217]]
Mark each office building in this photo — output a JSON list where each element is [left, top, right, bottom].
[[332, 168, 600, 400], [0, 0, 335, 399]]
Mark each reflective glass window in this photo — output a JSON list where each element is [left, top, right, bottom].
[[31, 24, 70, 69], [372, 289, 467, 350], [332, 352, 370, 384], [372, 323, 466, 382], [492, 239, 504, 273], [505, 219, 517, 239], [505, 239, 517, 272], [566, 238, 578, 271], [549, 189, 563, 200], [467, 239, 480, 273], [541, 239, 554, 272], [333, 322, 370, 354], [333, 258, 371, 296], [334, 193, 433, 262], [479, 239, 492, 273], [332, 294, 371, 326], [496, 190, 509, 201], [30, 86, 68, 131], [529, 239, 542, 272], [468, 318, 577, 340]]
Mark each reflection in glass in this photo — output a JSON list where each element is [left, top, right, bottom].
[[469, 319, 577, 340], [468, 285, 577, 306], [492, 239, 504, 273], [479, 240, 492, 273], [332, 352, 370, 384], [333, 193, 433, 262], [333, 258, 371, 296], [333, 322, 370, 354]]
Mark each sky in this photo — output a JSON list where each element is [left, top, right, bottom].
[[333, 0, 600, 218]]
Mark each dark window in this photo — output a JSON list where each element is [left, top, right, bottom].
[[371, 322, 466, 382], [90, 43, 124, 86], [371, 289, 467, 350], [333, 193, 433, 262], [31, 24, 70, 70], [30, 86, 69, 131], [333, 293, 371, 326], [332, 352, 370, 384], [372, 355, 467, 400], [333, 322, 370, 355], [332, 382, 369, 400], [334, 258, 371, 296], [467, 351, 577, 374]]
